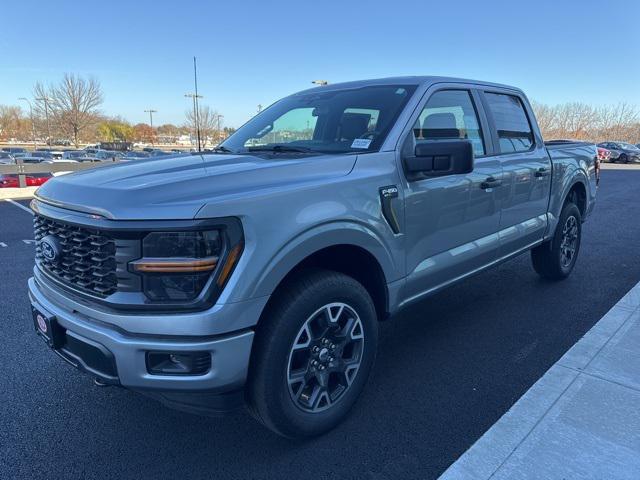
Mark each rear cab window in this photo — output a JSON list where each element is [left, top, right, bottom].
[[484, 92, 534, 153]]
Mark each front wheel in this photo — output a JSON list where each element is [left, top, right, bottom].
[[246, 270, 378, 438], [619, 153, 628, 164], [531, 202, 582, 280]]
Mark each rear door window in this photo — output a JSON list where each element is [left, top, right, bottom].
[[484, 93, 534, 153]]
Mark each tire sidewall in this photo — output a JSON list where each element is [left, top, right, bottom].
[[250, 272, 378, 438], [553, 203, 582, 276]]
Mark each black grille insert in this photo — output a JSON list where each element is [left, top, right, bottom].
[[34, 214, 118, 297]]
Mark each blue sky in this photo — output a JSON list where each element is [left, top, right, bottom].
[[1, 0, 639, 128]]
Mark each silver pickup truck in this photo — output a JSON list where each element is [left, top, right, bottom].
[[28, 76, 597, 438]]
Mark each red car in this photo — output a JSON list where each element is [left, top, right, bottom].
[[597, 146, 611, 162], [0, 173, 52, 188]]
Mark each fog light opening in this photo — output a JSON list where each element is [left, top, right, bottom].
[[146, 351, 211, 376]]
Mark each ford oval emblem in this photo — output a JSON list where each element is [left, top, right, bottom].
[[36, 314, 48, 333], [40, 235, 61, 263]]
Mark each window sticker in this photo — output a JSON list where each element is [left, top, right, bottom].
[[351, 138, 372, 149]]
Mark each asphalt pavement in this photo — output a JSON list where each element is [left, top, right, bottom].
[[2, 166, 640, 480]]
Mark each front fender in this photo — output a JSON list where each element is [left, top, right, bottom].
[[246, 221, 401, 300]]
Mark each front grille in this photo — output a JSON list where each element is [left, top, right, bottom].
[[34, 214, 118, 297]]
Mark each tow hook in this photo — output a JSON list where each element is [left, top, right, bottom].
[[93, 378, 110, 387]]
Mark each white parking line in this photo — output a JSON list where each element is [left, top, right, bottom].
[[4, 199, 34, 215]]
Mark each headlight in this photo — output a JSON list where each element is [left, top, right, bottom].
[[131, 228, 242, 302]]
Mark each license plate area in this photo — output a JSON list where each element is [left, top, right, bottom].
[[32, 307, 65, 349]]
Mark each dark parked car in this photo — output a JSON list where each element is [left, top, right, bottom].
[[1, 147, 27, 154], [597, 142, 640, 163], [18, 156, 53, 164], [28, 151, 54, 160]]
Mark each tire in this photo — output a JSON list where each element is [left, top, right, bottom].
[[531, 202, 582, 280], [246, 269, 378, 438], [619, 154, 628, 164]]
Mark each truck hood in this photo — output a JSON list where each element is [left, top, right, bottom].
[[35, 153, 356, 220]]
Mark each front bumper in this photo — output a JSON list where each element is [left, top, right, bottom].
[[28, 276, 256, 414]]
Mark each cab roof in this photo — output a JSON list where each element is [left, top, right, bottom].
[[295, 76, 522, 95]]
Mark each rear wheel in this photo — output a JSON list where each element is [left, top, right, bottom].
[[247, 270, 378, 438], [531, 202, 581, 280]]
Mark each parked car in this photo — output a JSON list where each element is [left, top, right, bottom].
[[93, 150, 121, 161], [0, 152, 15, 164], [35, 148, 64, 159], [597, 146, 611, 162], [42, 158, 79, 164], [19, 156, 50, 164], [597, 142, 640, 163], [120, 151, 151, 161], [0, 173, 52, 187], [28, 151, 54, 160], [28, 76, 597, 438], [61, 150, 88, 161], [150, 150, 172, 157], [1, 147, 27, 155]]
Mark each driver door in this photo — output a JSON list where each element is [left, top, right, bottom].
[[401, 88, 503, 301]]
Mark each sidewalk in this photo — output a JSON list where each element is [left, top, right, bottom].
[[440, 282, 640, 480]]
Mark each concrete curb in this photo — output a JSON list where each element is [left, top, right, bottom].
[[0, 187, 38, 200], [439, 282, 640, 479]]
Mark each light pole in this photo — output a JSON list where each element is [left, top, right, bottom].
[[311, 80, 329, 86], [214, 114, 224, 144], [18, 97, 36, 149], [144, 109, 157, 146], [35, 96, 52, 145]]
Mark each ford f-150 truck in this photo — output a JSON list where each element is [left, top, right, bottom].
[[28, 76, 597, 438]]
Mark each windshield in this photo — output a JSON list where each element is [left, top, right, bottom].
[[618, 142, 639, 150], [221, 84, 417, 154]]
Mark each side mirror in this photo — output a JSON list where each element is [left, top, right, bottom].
[[404, 140, 474, 177]]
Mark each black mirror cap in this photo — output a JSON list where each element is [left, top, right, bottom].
[[405, 140, 474, 177]]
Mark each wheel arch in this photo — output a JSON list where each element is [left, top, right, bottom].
[[252, 224, 399, 323], [565, 179, 587, 217]]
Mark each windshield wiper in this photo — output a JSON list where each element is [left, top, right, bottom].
[[247, 145, 314, 153], [212, 145, 234, 153]]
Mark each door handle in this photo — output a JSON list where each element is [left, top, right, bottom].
[[480, 177, 502, 189], [535, 167, 551, 177]]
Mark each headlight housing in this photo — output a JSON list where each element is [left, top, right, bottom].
[[130, 222, 243, 304]]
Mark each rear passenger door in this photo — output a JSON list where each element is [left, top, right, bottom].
[[480, 91, 551, 257]]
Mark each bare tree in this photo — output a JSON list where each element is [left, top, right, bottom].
[[531, 100, 558, 136], [0, 105, 31, 141], [34, 74, 103, 147], [185, 105, 220, 147], [532, 100, 639, 142]]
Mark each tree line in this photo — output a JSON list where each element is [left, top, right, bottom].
[[531, 101, 639, 143], [0, 73, 234, 147], [2, 73, 639, 146]]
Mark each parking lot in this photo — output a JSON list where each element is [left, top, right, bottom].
[[1, 164, 639, 480]]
